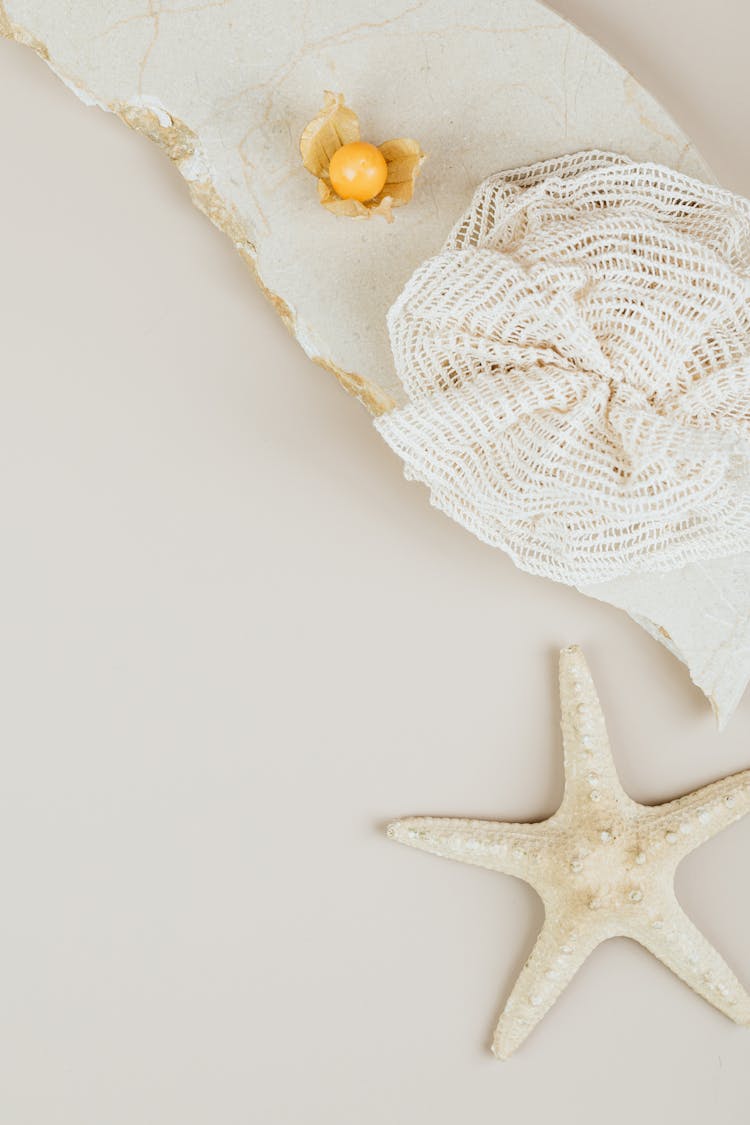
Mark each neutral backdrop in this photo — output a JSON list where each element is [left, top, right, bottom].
[[1, 2, 749, 1122]]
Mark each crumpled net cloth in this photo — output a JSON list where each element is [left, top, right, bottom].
[[375, 151, 750, 586]]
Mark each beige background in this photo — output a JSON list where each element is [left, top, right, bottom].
[[1, 2, 749, 1121]]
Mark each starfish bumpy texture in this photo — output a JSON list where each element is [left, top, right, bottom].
[[387, 646, 750, 1059]]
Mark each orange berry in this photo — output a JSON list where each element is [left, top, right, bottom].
[[328, 141, 388, 203]]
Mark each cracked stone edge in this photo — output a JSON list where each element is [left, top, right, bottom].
[[5, 3, 748, 722], [0, 4, 397, 417]]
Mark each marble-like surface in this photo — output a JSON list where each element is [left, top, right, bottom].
[[1, 5, 750, 1120], [1, 0, 707, 410], [585, 554, 750, 729], [0, 0, 747, 718]]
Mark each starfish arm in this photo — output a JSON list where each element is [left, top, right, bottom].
[[492, 911, 602, 1059], [386, 817, 549, 880], [628, 894, 750, 1026], [646, 769, 750, 861], [557, 646, 634, 817]]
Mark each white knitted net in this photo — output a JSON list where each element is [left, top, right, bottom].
[[376, 151, 750, 586]]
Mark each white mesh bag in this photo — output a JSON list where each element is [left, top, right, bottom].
[[376, 151, 750, 586]]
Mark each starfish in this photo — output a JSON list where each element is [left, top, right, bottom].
[[387, 646, 750, 1059]]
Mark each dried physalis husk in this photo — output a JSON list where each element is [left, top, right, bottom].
[[300, 91, 425, 222]]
